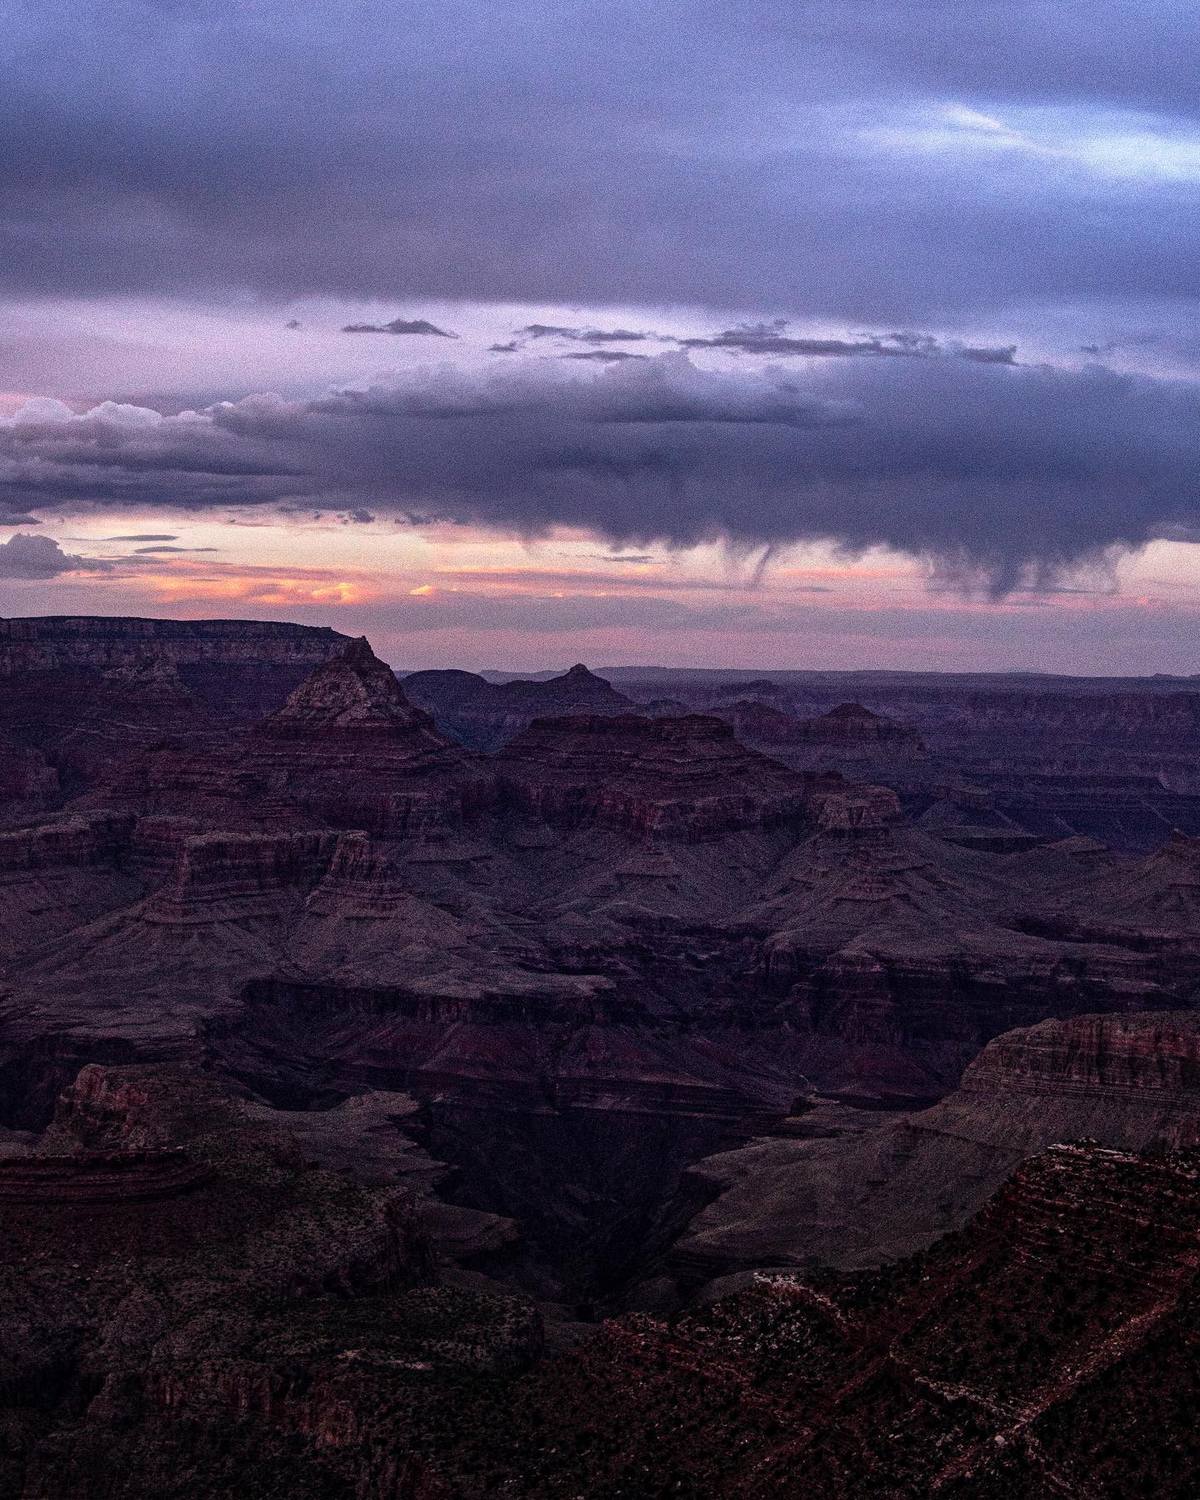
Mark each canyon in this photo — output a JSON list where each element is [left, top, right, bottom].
[[1, 616, 1199, 1495]]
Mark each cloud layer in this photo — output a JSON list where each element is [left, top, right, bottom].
[[4, 353, 1199, 590], [2, 3, 1199, 322], [0, 533, 108, 578], [341, 318, 458, 337]]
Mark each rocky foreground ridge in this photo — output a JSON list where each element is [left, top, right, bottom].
[[5, 1060, 1200, 1496], [421, 1141, 1200, 1497], [0, 1063, 537, 1498]]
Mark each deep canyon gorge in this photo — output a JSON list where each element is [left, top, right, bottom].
[[1, 616, 1199, 1495]]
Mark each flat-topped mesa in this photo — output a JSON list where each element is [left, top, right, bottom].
[[0, 811, 134, 874], [0, 615, 347, 676], [722, 699, 925, 751], [494, 712, 813, 836], [808, 781, 902, 836], [302, 830, 431, 918], [0, 616, 350, 737], [801, 700, 923, 743]]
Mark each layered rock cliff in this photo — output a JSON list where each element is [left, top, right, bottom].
[[0, 619, 350, 779], [3, 625, 1200, 1314], [726, 698, 925, 749], [86, 638, 492, 835], [0, 614, 347, 678], [494, 712, 814, 836], [672, 1009, 1200, 1285]]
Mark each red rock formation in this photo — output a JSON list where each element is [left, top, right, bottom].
[[0, 615, 348, 676], [0, 619, 352, 799], [83, 639, 492, 835], [142, 830, 336, 924], [0, 1064, 540, 1498], [0, 813, 143, 967], [495, 712, 813, 836], [0, 731, 58, 819], [728, 699, 924, 749], [1031, 829, 1200, 948], [0, 811, 133, 871], [243, 638, 492, 833], [0, 1149, 210, 1202]]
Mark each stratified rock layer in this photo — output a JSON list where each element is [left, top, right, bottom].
[[673, 1009, 1200, 1283], [494, 712, 813, 835]]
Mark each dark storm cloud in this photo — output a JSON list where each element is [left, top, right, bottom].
[[959, 346, 1020, 365], [341, 319, 458, 337], [517, 326, 583, 342], [3, 3, 1199, 319], [517, 326, 657, 345], [677, 324, 1019, 363], [559, 350, 649, 363], [6, 353, 1200, 591]]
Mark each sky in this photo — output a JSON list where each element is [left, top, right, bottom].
[[2, 2, 1200, 672]]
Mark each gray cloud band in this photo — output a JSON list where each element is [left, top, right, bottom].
[[2, 3, 1199, 318], [1, 355, 1195, 591]]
